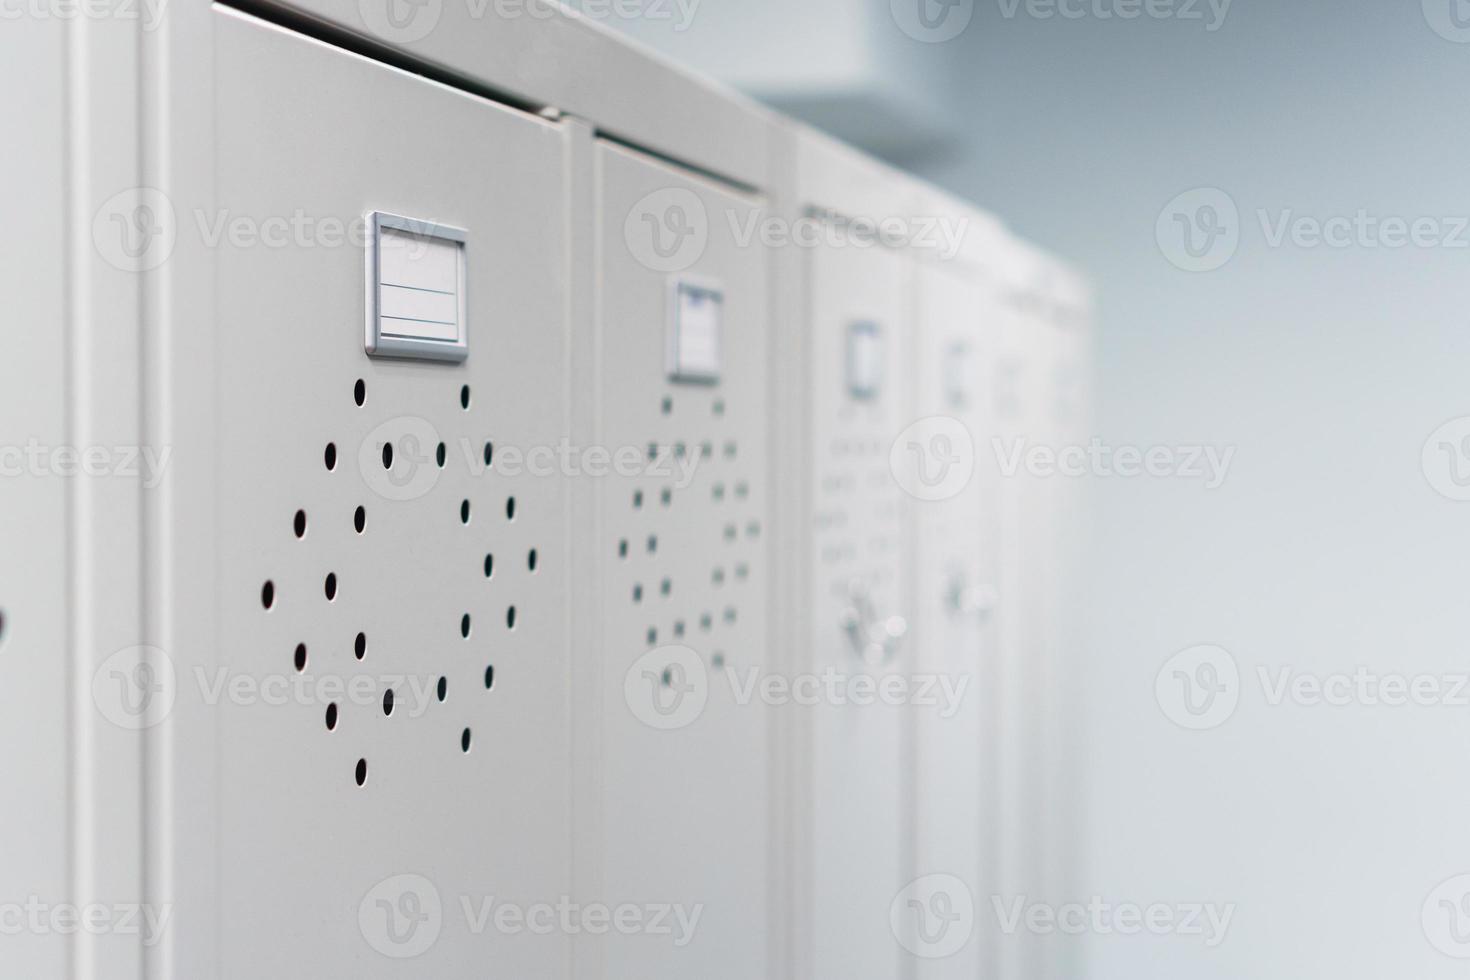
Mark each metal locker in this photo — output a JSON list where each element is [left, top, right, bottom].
[[591, 140, 773, 980], [908, 238, 1002, 980], [805, 224, 916, 980], [160, 11, 575, 977]]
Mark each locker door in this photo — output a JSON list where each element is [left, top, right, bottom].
[[592, 142, 773, 979], [183, 11, 573, 977], [807, 235, 915, 980], [909, 260, 993, 979]]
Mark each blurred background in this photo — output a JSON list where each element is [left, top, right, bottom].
[[578, 0, 1470, 976]]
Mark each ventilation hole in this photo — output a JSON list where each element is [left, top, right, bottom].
[[713, 568, 726, 586], [436, 442, 447, 468], [354, 506, 366, 534], [461, 613, 472, 639], [261, 581, 275, 610], [713, 484, 726, 502], [293, 643, 307, 672], [661, 396, 672, 415], [735, 482, 749, 499], [724, 607, 738, 624], [633, 584, 644, 603], [724, 524, 738, 541], [660, 488, 672, 507], [633, 490, 644, 509], [714, 399, 726, 416], [712, 652, 726, 669], [724, 441, 738, 459], [505, 497, 517, 521], [461, 499, 471, 525], [0, 609, 6, 645], [700, 613, 713, 631], [355, 632, 367, 660], [355, 759, 367, 786], [353, 378, 365, 407], [660, 579, 672, 597], [437, 676, 448, 702], [528, 548, 539, 572], [674, 621, 686, 637], [701, 442, 713, 459], [382, 689, 395, 717], [618, 539, 629, 559], [461, 728, 472, 753], [674, 442, 687, 459], [660, 668, 674, 687], [506, 606, 518, 630], [647, 535, 658, 554], [747, 521, 762, 538], [484, 665, 495, 690], [647, 442, 659, 462], [325, 703, 338, 731], [646, 627, 658, 646], [736, 563, 750, 580], [484, 553, 495, 578], [381, 441, 394, 470], [324, 443, 337, 471], [460, 384, 471, 410], [293, 510, 307, 538], [324, 573, 338, 601], [484, 441, 494, 466]]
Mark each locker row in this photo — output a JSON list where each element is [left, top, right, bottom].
[[1, 5, 1089, 979]]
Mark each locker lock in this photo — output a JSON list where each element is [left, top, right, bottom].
[[945, 574, 998, 621], [838, 580, 907, 666]]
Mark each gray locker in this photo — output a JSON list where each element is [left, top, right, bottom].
[[165, 11, 575, 977], [806, 228, 915, 980], [909, 252, 997, 980], [592, 140, 773, 980]]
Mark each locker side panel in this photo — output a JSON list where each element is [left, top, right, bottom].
[[173, 12, 576, 977], [807, 236, 915, 980], [593, 140, 773, 980]]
